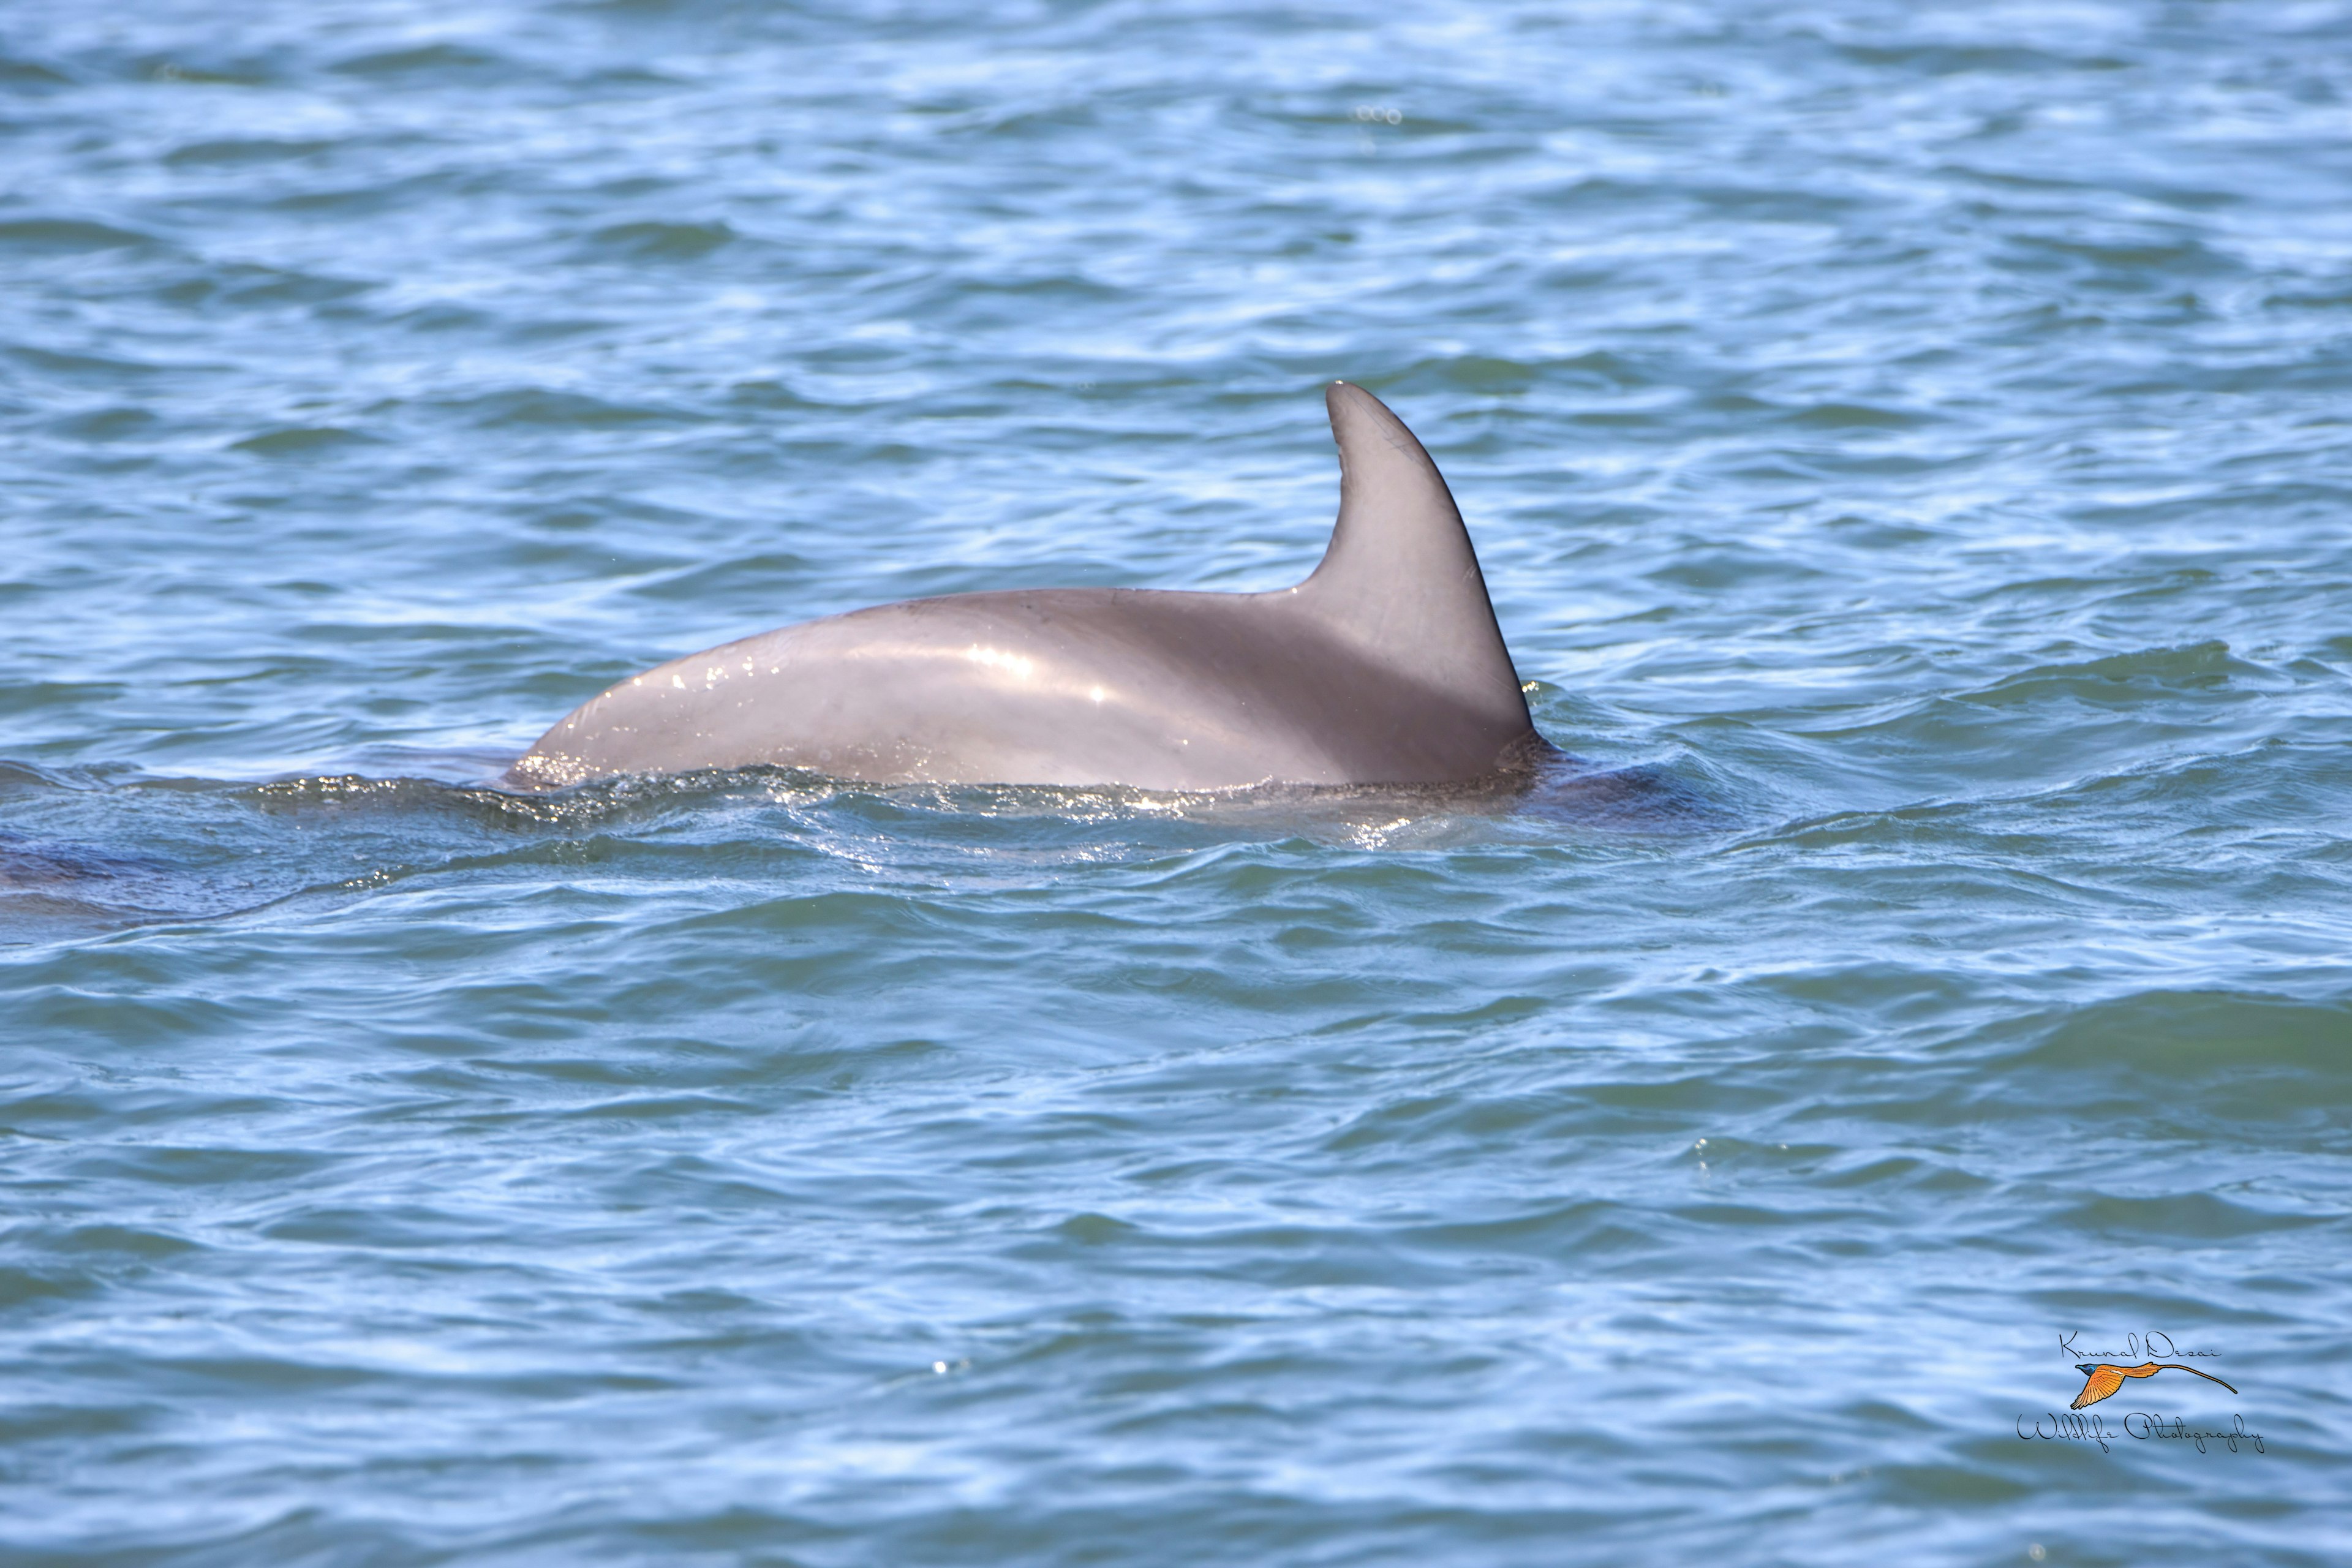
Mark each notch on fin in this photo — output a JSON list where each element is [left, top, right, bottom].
[[1299, 382, 1530, 727]]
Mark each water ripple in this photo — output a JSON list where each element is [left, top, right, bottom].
[[4, 0, 2351, 1563]]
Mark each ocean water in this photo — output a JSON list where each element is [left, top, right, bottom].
[[4, 0, 2350, 1562]]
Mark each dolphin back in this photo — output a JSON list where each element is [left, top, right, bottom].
[[508, 384, 1540, 791]]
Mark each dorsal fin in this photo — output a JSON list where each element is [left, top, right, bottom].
[[1295, 382, 1530, 726]]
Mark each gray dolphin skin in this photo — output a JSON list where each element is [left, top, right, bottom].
[[508, 383, 1544, 792]]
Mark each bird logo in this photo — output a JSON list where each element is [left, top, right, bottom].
[[2070, 1362, 2237, 1410]]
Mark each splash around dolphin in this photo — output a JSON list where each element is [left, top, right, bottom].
[[508, 383, 1550, 793]]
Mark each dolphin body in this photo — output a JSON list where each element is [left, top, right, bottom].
[[508, 383, 1545, 792]]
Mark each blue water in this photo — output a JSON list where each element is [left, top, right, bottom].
[[4, 1, 2350, 1562]]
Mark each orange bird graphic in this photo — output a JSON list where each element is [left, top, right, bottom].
[[2071, 1362, 2237, 1410]]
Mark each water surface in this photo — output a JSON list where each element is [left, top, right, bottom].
[[4, 1, 2350, 1562]]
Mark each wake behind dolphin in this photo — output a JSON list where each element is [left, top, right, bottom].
[[510, 383, 1549, 792]]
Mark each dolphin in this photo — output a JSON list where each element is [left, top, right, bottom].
[[508, 382, 1546, 792]]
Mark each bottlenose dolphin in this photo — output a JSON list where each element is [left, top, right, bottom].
[[508, 383, 1545, 791]]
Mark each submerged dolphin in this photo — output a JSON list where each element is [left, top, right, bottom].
[[509, 383, 1544, 792]]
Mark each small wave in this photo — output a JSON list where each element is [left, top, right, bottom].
[[582, 219, 738, 262], [0, 218, 157, 254], [228, 425, 380, 457], [1785, 401, 1928, 430], [0, 54, 70, 86], [163, 138, 337, 167], [2053, 1189, 2328, 1243], [1963, 641, 2262, 706], [456, 386, 693, 428], [328, 43, 513, 78], [0, 828, 189, 936], [48, 405, 159, 443], [2001, 987, 2352, 1084], [143, 58, 272, 86]]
